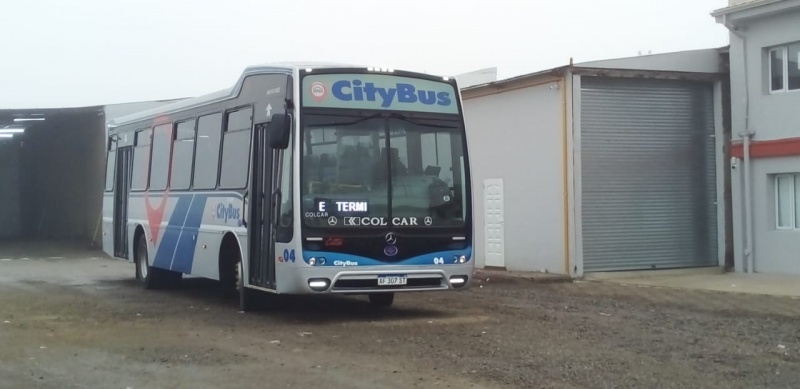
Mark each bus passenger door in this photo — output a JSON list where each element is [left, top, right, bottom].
[[248, 123, 275, 289], [243, 74, 292, 290], [113, 147, 133, 258]]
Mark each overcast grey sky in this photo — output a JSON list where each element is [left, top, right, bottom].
[[0, 0, 730, 109]]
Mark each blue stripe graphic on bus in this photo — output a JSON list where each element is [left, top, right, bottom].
[[302, 247, 472, 267], [153, 195, 192, 269], [171, 196, 208, 273]]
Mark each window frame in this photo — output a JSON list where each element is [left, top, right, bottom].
[[775, 173, 800, 230], [769, 43, 800, 94]]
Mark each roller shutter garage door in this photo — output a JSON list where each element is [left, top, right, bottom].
[[580, 76, 718, 272]]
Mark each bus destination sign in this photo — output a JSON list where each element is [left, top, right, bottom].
[[302, 73, 459, 114]]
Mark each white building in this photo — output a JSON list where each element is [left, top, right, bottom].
[[462, 49, 729, 276], [713, 0, 800, 275]]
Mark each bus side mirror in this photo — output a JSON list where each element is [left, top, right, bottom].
[[267, 113, 291, 149]]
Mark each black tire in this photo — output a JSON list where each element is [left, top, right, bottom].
[[219, 239, 256, 311], [219, 239, 241, 300], [135, 233, 158, 289], [135, 233, 181, 290], [368, 293, 395, 308], [238, 259, 256, 312], [219, 254, 238, 301]]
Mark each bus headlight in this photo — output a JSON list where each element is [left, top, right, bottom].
[[309, 257, 316, 266], [453, 255, 467, 264], [449, 276, 468, 287], [308, 278, 330, 291]]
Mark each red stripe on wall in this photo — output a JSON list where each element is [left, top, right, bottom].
[[731, 137, 800, 159]]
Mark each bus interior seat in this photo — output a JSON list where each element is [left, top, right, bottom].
[[424, 165, 441, 177], [319, 153, 337, 181]]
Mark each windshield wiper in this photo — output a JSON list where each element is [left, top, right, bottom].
[[306, 112, 383, 127], [387, 113, 459, 129]]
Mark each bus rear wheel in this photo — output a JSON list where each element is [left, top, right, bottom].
[[368, 293, 394, 308]]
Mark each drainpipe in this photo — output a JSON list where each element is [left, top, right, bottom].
[[721, 15, 756, 273], [740, 130, 755, 273]]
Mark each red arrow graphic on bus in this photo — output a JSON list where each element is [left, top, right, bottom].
[[145, 191, 169, 247]]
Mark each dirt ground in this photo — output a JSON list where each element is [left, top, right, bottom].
[[2, 248, 800, 389]]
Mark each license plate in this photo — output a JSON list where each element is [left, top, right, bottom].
[[377, 275, 407, 286]]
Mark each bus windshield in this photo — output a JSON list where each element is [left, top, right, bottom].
[[301, 113, 466, 229]]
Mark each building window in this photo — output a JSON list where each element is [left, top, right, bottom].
[[769, 43, 800, 93], [775, 173, 800, 229]]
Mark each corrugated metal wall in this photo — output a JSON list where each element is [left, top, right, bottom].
[[0, 139, 21, 238], [581, 76, 718, 271]]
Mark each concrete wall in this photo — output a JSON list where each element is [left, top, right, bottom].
[[732, 155, 800, 274], [728, 6, 800, 275], [729, 8, 800, 143], [576, 48, 723, 74], [462, 80, 566, 273]]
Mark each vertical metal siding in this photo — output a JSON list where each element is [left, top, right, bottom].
[[581, 76, 718, 271], [0, 139, 22, 238]]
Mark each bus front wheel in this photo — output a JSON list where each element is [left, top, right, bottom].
[[237, 259, 256, 312], [368, 293, 394, 308], [220, 240, 256, 312]]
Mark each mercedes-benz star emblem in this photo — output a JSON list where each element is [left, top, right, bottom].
[[328, 216, 338, 226], [385, 233, 397, 245]]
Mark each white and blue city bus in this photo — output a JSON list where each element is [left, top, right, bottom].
[[102, 63, 474, 311]]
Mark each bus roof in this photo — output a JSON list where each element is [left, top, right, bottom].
[[107, 61, 360, 129]]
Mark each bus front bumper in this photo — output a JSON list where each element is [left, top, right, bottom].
[[277, 264, 475, 294]]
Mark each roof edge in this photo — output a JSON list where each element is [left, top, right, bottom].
[[461, 65, 569, 94], [711, 0, 787, 17]]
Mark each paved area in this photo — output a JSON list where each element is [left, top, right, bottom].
[[2, 252, 800, 388], [585, 267, 800, 298]]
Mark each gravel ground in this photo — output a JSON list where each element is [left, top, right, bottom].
[[1, 251, 800, 389]]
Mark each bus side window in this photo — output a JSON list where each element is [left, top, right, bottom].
[[171, 120, 196, 190], [105, 136, 116, 192], [131, 128, 152, 191], [149, 123, 172, 191], [193, 113, 223, 190], [219, 107, 253, 189]]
